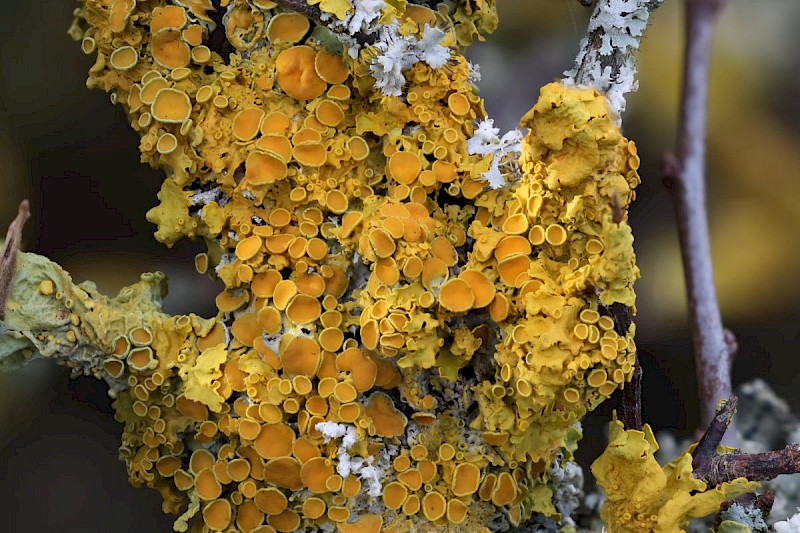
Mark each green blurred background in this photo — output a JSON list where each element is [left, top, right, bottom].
[[2, 0, 800, 530]]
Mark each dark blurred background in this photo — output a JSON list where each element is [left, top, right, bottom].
[[2, 0, 800, 530]]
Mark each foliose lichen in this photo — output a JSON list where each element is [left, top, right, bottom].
[[1, 0, 652, 531]]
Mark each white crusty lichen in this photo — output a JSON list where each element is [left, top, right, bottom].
[[720, 503, 769, 532], [564, 0, 663, 120], [326, 0, 450, 93], [337, 0, 386, 35], [316, 421, 383, 497], [466, 118, 524, 189], [369, 23, 450, 96]]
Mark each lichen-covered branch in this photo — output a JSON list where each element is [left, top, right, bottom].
[[0, 200, 30, 320], [565, 0, 664, 119], [666, 0, 732, 438], [566, 0, 666, 429], [2, 0, 651, 530]]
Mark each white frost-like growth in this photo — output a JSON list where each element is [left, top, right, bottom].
[[340, 0, 386, 36], [315, 422, 383, 498], [774, 510, 800, 533], [369, 23, 450, 96], [214, 253, 235, 274], [466, 118, 523, 189], [467, 61, 482, 83], [326, 0, 449, 95], [189, 187, 222, 206], [564, 0, 661, 119]]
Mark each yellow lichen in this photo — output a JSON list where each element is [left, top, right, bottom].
[[592, 420, 758, 532], [180, 343, 228, 412], [0, 0, 667, 530]]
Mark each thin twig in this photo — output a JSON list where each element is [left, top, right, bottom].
[[0, 200, 31, 320], [692, 396, 737, 477], [667, 0, 733, 443], [706, 444, 800, 485]]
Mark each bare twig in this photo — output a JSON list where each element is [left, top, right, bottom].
[[706, 445, 800, 485], [692, 396, 737, 477], [0, 200, 31, 320], [606, 301, 641, 430], [667, 0, 733, 442]]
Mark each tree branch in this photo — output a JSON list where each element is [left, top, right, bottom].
[[692, 396, 737, 477], [691, 397, 800, 486], [708, 445, 800, 485], [568, 0, 666, 429], [607, 301, 642, 430], [565, 0, 664, 119], [0, 200, 31, 321], [666, 0, 733, 442]]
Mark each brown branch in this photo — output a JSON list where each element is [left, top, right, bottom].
[[690, 397, 800, 487], [271, 0, 376, 45], [706, 445, 800, 485], [617, 356, 642, 430], [0, 200, 31, 320], [606, 300, 641, 430], [692, 396, 737, 477], [667, 0, 734, 444]]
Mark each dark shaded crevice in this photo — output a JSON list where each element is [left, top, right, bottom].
[[206, 3, 235, 62]]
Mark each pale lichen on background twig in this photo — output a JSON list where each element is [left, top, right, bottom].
[[0, 199, 30, 321]]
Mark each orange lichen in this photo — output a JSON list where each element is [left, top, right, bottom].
[[364, 392, 407, 437], [300, 456, 335, 493], [315, 49, 349, 85], [151, 88, 191, 123], [110, 46, 138, 70], [422, 491, 447, 521], [203, 499, 232, 531], [233, 108, 265, 142], [37, 0, 646, 530], [245, 151, 288, 184], [267, 13, 310, 44], [275, 46, 326, 100]]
